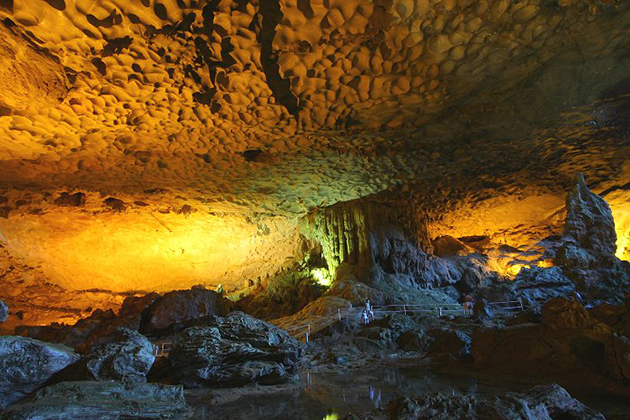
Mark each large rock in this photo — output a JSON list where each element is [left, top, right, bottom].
[[344, 383, 604, 420], [560, 174, 617, 264], [588, 300, 630, 338], [16, 309, 119, 352], [0, 298, 7, 323], [86, 328, 156, 382], [472, 298, 630, 394], [142, 287, 230, 335], [541, 297, 610, 333], [0, 336, 80, 407], [475, 266, 576, 310], [1, 381, 188, 420], [15, 288, 226, 351], [168, 311, 303, 387], [555, 174, 630, 301], [397, 327, 470, 359]]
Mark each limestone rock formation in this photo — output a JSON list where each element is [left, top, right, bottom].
[[555, 174, 630, 301], [142, 287, 231, 335], [17, 287, 230, 352], [0, 381, 188, 420], [271, 295, 353, 334], [0, 336, 80, 407], [560, 173, 618, 265], [344, 384, 604, 420], [588, 300, 630, 338], [472, 298, 630, 394], [0, 24, 68, 113], [86, 327, 156, 383], [396, 327, 471, 359], [167, 311, 303, 387], [236, 265, 326, 320], [0, 298, 7, 323], [475, 266, 576, 308], [16, 308, 119, 353]]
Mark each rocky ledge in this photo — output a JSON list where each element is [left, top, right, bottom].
[[343, 383, 604, 420], [1, 381, 188, 420]]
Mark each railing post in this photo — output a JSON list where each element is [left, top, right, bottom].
[[403, 304, 407, 315], [519, 298, 523, 311], [338, 308, 341, 321], [438, 306, 443, 317]]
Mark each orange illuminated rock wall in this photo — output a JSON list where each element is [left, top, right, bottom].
[[0, 191, 302, 293]]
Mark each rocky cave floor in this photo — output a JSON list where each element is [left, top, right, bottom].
[[1, 176, 630, 419]]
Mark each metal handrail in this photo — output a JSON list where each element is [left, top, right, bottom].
[[152, 299, 525, 351], [281, 299, 526, 342]]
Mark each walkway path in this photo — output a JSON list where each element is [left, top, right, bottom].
[[282, 299, 525, 343]]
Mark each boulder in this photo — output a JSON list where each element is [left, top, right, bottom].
[[86, 327, 156, 382], [512, 266, 577, 305], [117, 292, 161, 326], [0, 336, 80, 407], [472, 298, 630, 393], [0, 298, 7, 322], [555, 174, 630, 301], [15, 308, 132, 354], [1, 381, 188, 420], [397, 329, 432, 353], [370, 313, 414, 337], [432, 236, 473, 257], [559, 174, 617, 264], [475, 267, 576, 311], [541, 297, 610, 333], [142, 287, 230, 335], [425, 328, 471, 359], [14, 288, 226, 354], [356, 327, 394, 348], [168, 311, 303, 387], [396, 327, 470, 359], [344, 383, 604, 420], [588, 301, 630, 338], [588, 303, 626, 328]]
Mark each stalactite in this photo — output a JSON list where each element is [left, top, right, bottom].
[[300, 198, 432, 278]]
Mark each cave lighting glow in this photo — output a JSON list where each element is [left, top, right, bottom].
[[617, 233, 630, 261], [611, 206, 630, 261], [311, 267, 333, 287], [0, 208, 299, 292]]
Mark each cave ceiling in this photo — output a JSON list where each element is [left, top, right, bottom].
[[0, 0, 630, 292]]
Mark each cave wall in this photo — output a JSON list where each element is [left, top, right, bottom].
[[0, 189, 302, 293]]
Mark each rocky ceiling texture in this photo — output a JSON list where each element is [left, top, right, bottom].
[[0, 0, 630, 296]]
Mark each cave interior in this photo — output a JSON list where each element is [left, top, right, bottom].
[[1, 0, 630, 419]]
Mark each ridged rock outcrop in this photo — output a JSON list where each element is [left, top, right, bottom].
[[168, 311, 303, 387], [0, 336, 80, 407], [472, 298, 630, 394], [86, 327, 156, 382], [555, 174, 630, 302], [142, 287, 231, 335], [344, 384, 604, 420], [1, 381, 188, 420]]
